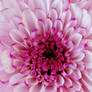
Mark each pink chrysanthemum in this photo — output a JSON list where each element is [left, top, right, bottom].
[[0, 0, 92, 92]]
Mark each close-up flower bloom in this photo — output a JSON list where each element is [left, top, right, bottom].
[[0, 0, 92, 92]]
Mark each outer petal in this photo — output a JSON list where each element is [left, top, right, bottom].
[[0, 83, 13, 92], [9, 73, 24, 85], [69, 33, 82, 46], [22, 9, 40, 37], [83, 50, 92, 69], [45, 86, 57, 92], [29, 83, 45, 92], [14, 84, 29, 92], [9, 29, 25, 43], [25, 76, 38, 87], [64, 78, 72, 88], [81, 10, 91, 28], [1, 50, 15, 73], [35, 9, 46, 21], [28, 0, 45, 11], [71, 4, 82, 23], [2, 0, 21, 16], [51, 0, 63, 14], [0, 71, 12, 82]]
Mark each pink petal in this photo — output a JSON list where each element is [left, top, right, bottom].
[[0, 83, 13, 92], [71, 4, 82, 23], [83, 50, 92, 69], [82, 71, 92, 86], [66, 87, 76, 92], [0, 71, 12, 81], [57, 88, 63, 92], [54, 20, 63, 32], [51, 0, 63, 14], [0, 22, 11, 36], [29, 83, 45, 92], [14, 84, 29, 92], [72, 80, 81, 91], [64, 78, 72, 88], [45, 86, 57, 92], [9, 73, 24, 85], [34, 0, 45, 10], [81, 10, 91, 28], [63, 11, 72, 26], [1, 50, 15, 73], [43, 0, 51, 12], [22, 9, 40, 36], [28, 0, 45, 11], [80, 78, 92, 92], [69, 33, 82, 46], [56, 76, 64, 86], [70, 0, 81, 3], [85, 40, 92, 51], [28, 0, 35, 11], [2, 0, 21, 16], [0, 36, 13, 47], [71, 52, 85, 62], [45, 19, 52, 32], [86, 26, 92, 39], [9, 29, 25, 43], [48, 9, 58, 22], [74, 69, 82, 79], [35, 9, 46, 21], [16, 0, 29, 11], [26, 76, 38, 86]]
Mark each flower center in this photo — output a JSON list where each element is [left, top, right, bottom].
[[13, 31, 69, 85], [25, 31, 68, 81]]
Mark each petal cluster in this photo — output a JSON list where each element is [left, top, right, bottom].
[[0, 0, 92, 92]]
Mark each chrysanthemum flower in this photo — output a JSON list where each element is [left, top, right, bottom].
[[0, 0, 92, 92]]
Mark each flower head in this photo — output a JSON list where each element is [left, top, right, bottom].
[[0, 0, 92, 92]]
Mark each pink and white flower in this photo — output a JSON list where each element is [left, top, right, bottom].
[[0, 0, 92, 92]]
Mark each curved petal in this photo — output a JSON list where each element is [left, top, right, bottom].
[[43, 0, 51, 12], [82, 71, 92, 86], [81, 10, 91, 28], [56, 76, 64, 86], [80, 77, 92, 92], [45, 19, 52, 32], [35, 9, 46, 21], [69, 33, 82, 46], [9, 29, 25, 43], [1, 50, 15, 73], [72, 80, 81, 91], [25, 76, 38, 87], [54, 20, 63, 32], [74, 69, 82, 79], [51, 0, 63, 14], [71, 52, 85, 62], [71, 4, 82, 23], [64, 78, 72, 88], [2, 0, 21, 16], [28, 0, 45, 11], [48, 9, 58, 22], [70, 0, 81, 3], [14, 84, 29, 92], [45, 86, 57, 92], [9, 73, 24, 85], [0, 83, 13, 92], [29, 83, 45, 92], [83, 50, 92, 69], [22, 9, 40, 36], [0, 71, 12, 81], [57, 88, 63, 92]]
